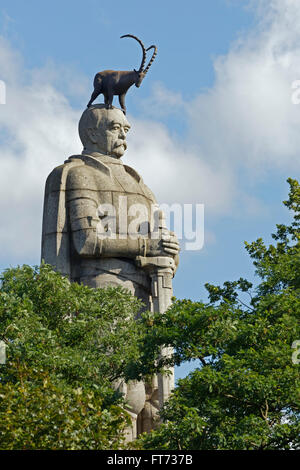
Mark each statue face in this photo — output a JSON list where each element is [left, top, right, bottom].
[[103, 113, 131, 158], [87, 109, 131, 158]]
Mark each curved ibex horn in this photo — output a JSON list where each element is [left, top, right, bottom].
[[144, 45, 157, 75], [120, 34, 147, 72]]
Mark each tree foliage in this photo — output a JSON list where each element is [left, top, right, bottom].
[[135, 178, 300, 450], [0, 178, 299, 450], [0, 264, 143, 449]]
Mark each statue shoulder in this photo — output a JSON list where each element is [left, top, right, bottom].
[[45, 158, 83, 194], [124, 164, 142, 182], [124, 164, 157, 203], [66, 155, 111, 191]]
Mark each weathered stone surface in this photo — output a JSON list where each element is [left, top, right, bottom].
[[41, 104, 180, 439]]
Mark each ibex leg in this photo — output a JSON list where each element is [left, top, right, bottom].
[[104, 91, 114, 109], [119, 93, 126, 115], [87, 88, 101, 108]]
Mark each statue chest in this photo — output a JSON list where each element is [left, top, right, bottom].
[[95, 165, 156, 234], [95, 163, 155, 208]]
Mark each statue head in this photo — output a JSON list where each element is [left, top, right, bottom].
[[78, 104, 131, 158]]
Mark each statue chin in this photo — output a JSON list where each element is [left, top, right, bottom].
[[111, 146, 126, 158]]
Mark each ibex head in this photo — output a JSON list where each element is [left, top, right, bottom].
[[121, 35, 158, 88]]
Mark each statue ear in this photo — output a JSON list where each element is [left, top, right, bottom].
[[86, 127, 98, 144]]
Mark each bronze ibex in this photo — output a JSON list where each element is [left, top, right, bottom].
[[87, 34, 157, 114]]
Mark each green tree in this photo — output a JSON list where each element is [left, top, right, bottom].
[[0, 263, 143, 449], [135, 178, 300, 450]]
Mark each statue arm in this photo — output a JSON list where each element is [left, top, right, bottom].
[[68, 195, 148, 258], [68, 195, 178, 260]]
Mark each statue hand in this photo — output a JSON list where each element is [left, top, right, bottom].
[[161, 229, 180, 256], [146, 230, 180, 258]]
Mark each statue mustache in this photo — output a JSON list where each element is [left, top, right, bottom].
[[114, 140, 127, 150]]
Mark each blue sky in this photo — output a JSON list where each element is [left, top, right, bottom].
[[0, 0, 254, 92], [0, 0, 299, 379]]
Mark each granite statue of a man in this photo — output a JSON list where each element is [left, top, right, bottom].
[[41, 104, 180, 440]]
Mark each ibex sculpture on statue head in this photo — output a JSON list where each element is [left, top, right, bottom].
[[87, 34, 157, 114]]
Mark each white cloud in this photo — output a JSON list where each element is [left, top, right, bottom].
[[187, 0, 300, 170], [122, 0, 300, 232], [125, 117, 235, 211], [138, 81, 185, 118], [0, 37, 81, 263], [129, 0, 300, 221]]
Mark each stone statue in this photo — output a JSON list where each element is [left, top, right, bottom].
[[41, 104, 180, 440]]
